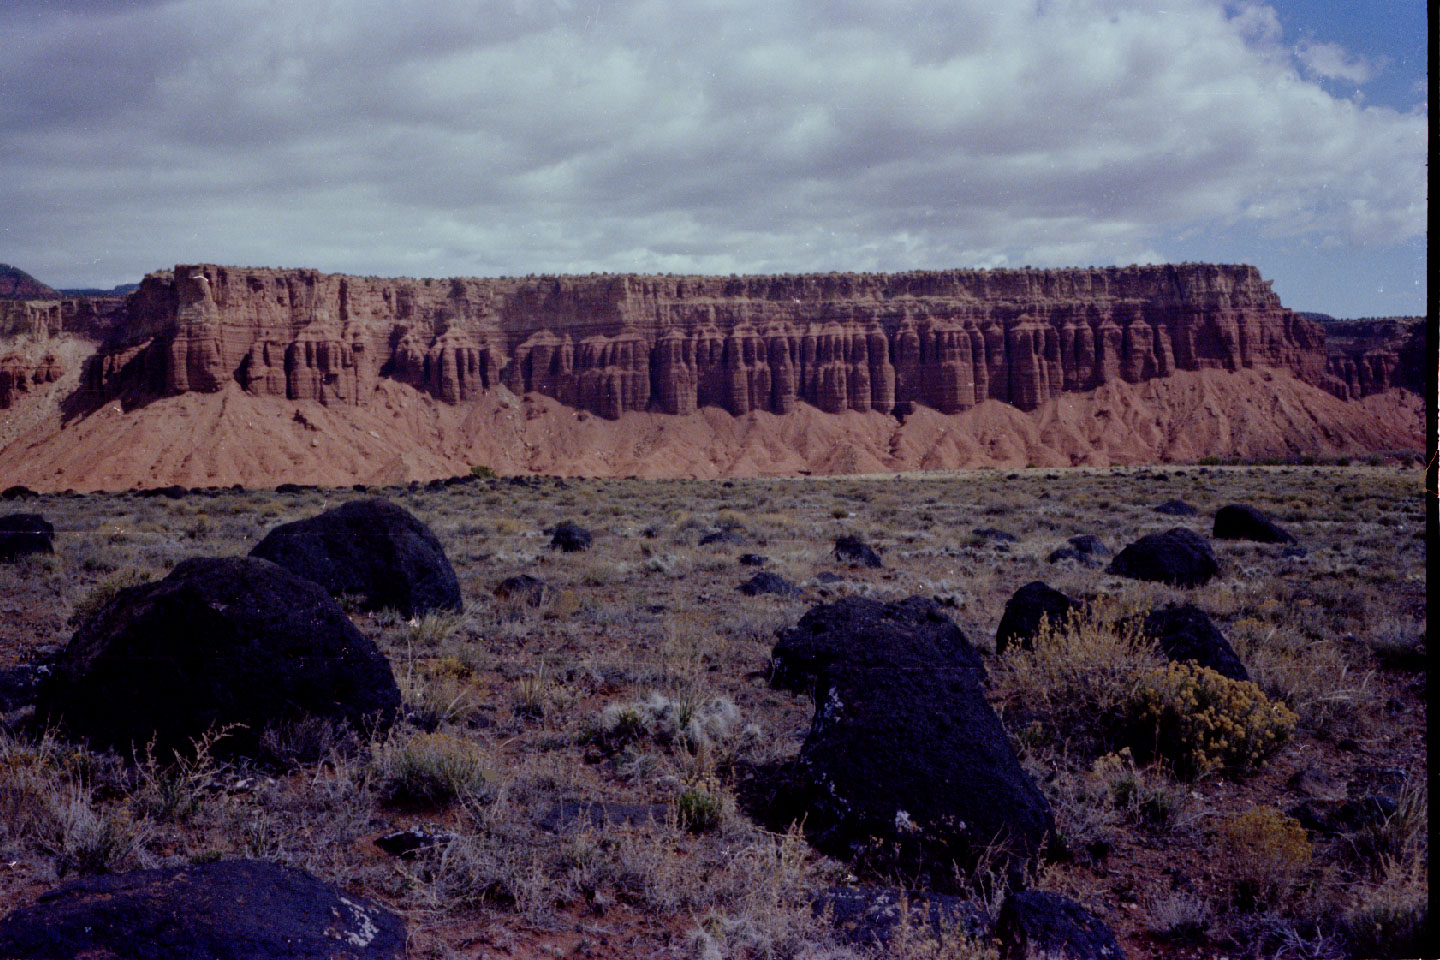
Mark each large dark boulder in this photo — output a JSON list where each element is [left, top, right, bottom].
[[771, 596, 986, 693], [1213, 504, 1296, 544], [550, 521, 593, 552], [1141, 603, 1247, 681], [700, 529, 745, 546], [1105, 528, 1218, 587], [33, 557, 400, 758], [0, 485, 37, 500], [834, 534, 883, 568], [996, 890, 1125, 959], [0, 859, 405, 959], [250, 498, 461, 617], [1154, 499, 1198, 516], [0, 513, 54, 562], [995, 581, 1083, 656], [797, 664, 1054, 890]]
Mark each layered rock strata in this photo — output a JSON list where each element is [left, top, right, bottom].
[[65, 263, 1379, 419], [1317, 317, 1425, 400], [0, 297, 125, 408]]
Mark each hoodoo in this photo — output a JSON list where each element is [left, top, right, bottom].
[[78, 263, 1353, 419]]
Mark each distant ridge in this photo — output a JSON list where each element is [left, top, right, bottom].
[[58, 283, 140, 298], [0, 264, 60, 300]]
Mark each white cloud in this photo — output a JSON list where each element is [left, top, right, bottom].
[[1295, 40, 1375, 85], [0, 0, 1426, 306]]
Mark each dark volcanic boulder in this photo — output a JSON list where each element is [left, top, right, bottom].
[[738, 553, 768, 566], [1213, 504, 1296, 544], [1141, 603, 1247, 681], [34, 557, 400, 757], [815, 886, 991, 947], [250, 498, 461, 617], [1067, 534, 1108, 557], [798, 664, 1054, 890], [1154, 499, 1198, 516], [550, 521, 593, 552], [0, 859, 405, 959], [738, 571, 801, 597], [771, 596, 985, 692], [495, 574, 550, 607], [834, 534, 883, 568], [0, 663, 43, 713], [996, 890, 1125, 960], [1106, 528, 1218, 587], [1, 485, 36, 500], [700, 529, 745, 546], [0, 513, 54, 562], [995, 581, 1084, 656]]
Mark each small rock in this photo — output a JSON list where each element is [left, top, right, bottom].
[[550, 521, 593, 552], [495, 574, 550, 607], [834, 534, 883, 568], [738, 572, 801, 597], [375, 824, 457, 858]]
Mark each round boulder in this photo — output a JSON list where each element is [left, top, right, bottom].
[[550, 521, 593, 552], [738, 571, 801, 597], [1105, 528, 1218, 587], [798, 663, 1054, 891], [495, 574, 551, 608], [0, 513, 54, 562], [0, 859, 405, 960], [1154, 499, 1198, 516], [834, 534, 883, 568], [1141, 603, 1248, 681], [995, 581, 1084, 656], [250, 498, 461, 616], [772, 596, 985, 693], [996, 890, 1126, 960], [34, 556, 400, 757], [1213, 504, 1296, 544]]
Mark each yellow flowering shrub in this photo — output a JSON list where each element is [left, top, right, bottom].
[[1133, 661, 1296, 776], [1217, 806, 1313, 907]]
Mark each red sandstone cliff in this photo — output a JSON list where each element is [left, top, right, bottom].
[[78, 263, 1350, 419]]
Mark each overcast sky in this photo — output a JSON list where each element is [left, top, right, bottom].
[[0, 0, 1426, 316]]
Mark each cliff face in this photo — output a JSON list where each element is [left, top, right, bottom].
[[1316, 317, 1425, 400], [0, 297, 124, 409], [73, 263, 1354, 419]]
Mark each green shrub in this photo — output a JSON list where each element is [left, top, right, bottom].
[[372, 732, 490, 808], [676, 784, 725, 834], [470, 464, 497, 479], [1133, 662, 1296, 777], [1344, 854, 1429, 957]]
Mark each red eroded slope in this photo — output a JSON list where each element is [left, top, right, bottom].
[[0, 368, 1420, 491]]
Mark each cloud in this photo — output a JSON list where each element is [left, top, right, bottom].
[[0, 0, 1426, 303], [1295, 40, 1375, 85]]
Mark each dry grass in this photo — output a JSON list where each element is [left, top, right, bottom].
[[0, 464, 1426, 958]]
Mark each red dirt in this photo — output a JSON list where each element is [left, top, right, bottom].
[[0, 366, 1421, 492]]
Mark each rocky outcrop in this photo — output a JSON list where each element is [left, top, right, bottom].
[[74, 262, 1357, 418], [1314, 317, 1425, 400], [0, 352, 62, 409]]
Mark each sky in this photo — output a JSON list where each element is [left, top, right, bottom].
[[0, 0, 1427, 317]]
